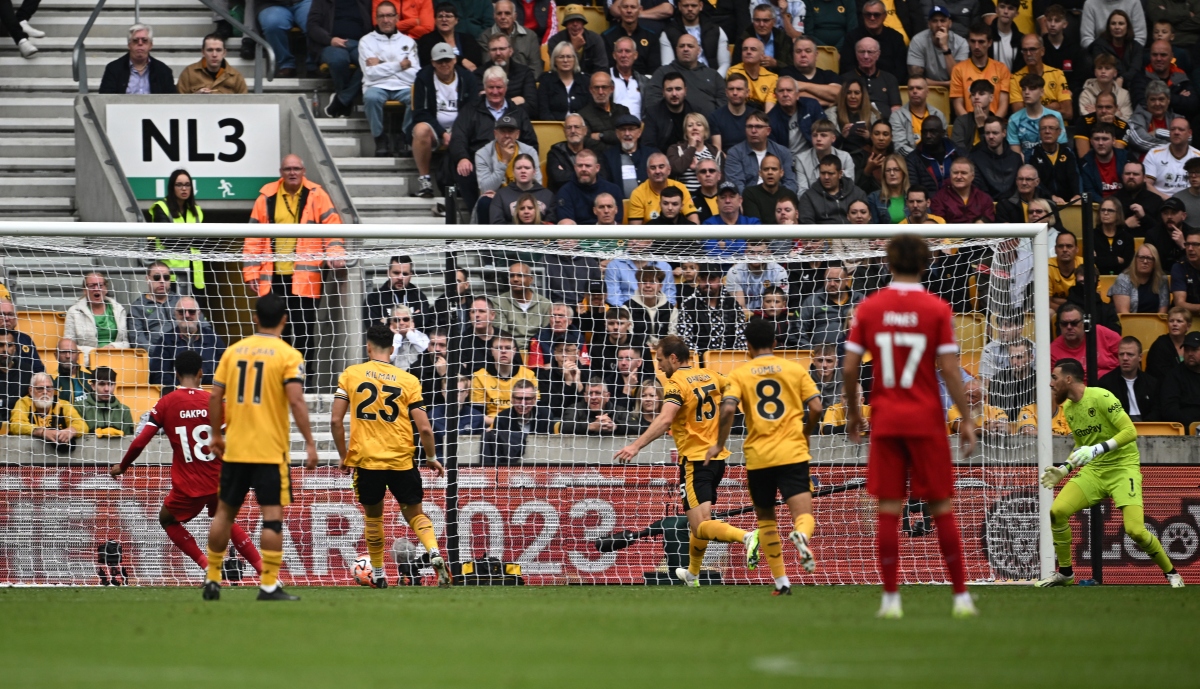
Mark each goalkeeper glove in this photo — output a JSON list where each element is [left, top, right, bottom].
[[1040, 464, 1070, 489], [1067, 440, 1115, 471]]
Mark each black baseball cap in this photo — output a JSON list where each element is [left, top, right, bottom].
[[495, 114, 520, 130], [1161, 197, 1186, 213], [1185, 332, 1200, 349], [717, 180, 740, 195]]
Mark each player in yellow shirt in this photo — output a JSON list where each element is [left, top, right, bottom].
[[707, 318, 823, 596], [331, 323, 449, 588], [615, 335, 761, 587], [204, 293, 318, 601]]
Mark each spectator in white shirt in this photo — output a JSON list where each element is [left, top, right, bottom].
[[359, 1, 420, 157], [389, 305, 430, 371]]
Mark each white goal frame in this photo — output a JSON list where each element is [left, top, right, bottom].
[[0, 221, 1055, 581]]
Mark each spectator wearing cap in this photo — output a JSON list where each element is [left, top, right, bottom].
[[1159, 331, 1200, 430], [724, 111, 796, 194], [798, 153, 869, 225], [546, 4, 609, 75], [555, 148, 626, 224], [1080, 122, 1129, 200], [601, 113, 659, 199], [602, 0, 660, 76], [647, 34, 728, 115], [476, 33, 538, 117], [907, 6, 967, 88], [838, 0, 907, 84], [451, 65, 538, 210], [306, 0, 371, 117], [408, 42, 480, 199], [1153, 196, 1194, 270], [627, 153, 699, 224], [78, 367, 135, 436], [360, 1, 421, 156], [477, 1, 540, 70], [701, 182, 763, 235], [416, 3, 482, 71], [579, 71, 632, 153], [474, 114, 541, 221], [675, 266, 747, 356], [151, 296, 226, 390]]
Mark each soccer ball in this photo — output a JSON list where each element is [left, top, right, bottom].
[[393, 538, 421, 563], [351, 556, 373, 586]]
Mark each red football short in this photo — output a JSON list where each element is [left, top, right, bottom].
[[163, 490, 218, 523], [867, 435, 955, 502]]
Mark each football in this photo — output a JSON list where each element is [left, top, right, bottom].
[[351, 556, 373, 587]]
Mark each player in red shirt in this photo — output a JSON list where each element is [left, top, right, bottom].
[[109, 351, 262, 576], [843, 234, 978, 619]]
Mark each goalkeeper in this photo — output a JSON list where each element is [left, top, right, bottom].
[[1037, 359, 1184, 588]]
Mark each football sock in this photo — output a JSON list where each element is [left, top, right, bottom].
[[687, 535, 708, 576], [260, 549, 283, 592], [1050, 482, 1089, 570], [1122, 505, 1174, 574], [933, 512, 967, 595], [758, 519, 786, 579], [793, 513, 815, 539], [364, 515, 386, 571], [695, 520, 747, 543], [774, 575, 791, 590], [229, 524, 263, 574], [408, 513, 439, 555], [165, 523, 206, 570], [1059, 566, 1074, 577], [877, 512, 900, 594], [205, 548, 225, 584]]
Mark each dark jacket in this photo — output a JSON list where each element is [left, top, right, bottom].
[[476, 60, 539, 117], [306, 0, 372, 53], [646, 60, 727, 114], [410, 64, 480, 139], [578, 101, 632, 151], [416, 31, 483, 70], [837, 26, 907, 82], [969, 145, 1023, 200], [1114, 184, 1163, 238], [674, 290, 747, 355], [490, 182, 556, 224], [906, 141, 957, 195], [553, 177, 626, 224], [98, 54, 175, 94], [537, 363, 588, 414], [431, 292, 472, 335], [1158, 363, 1200, 429], [1026, 144, 1081, 201], [1089, 38, 1144, 91], [546, 30, 610, 74], [0, 366, 30, 419], [449, 97, 538, 163], [1147, 222, 1189, 270], [734, 27, 794, 71], [664, 18, 725, 72], [700, 0, 749, 48], [1099, 368, 1160, 421], [1065, 282, 1122, 333], [1146, 334, 1184, 380], [641, 99, 696, 154], [768, 97, 827, 151], [950, 112, 981, 156], [601, 145, 658, 188], [1080, 149, 1130, 199], [514, 0, 552, 40], [797, 179, 869, 225], [363, 282, 431, 333], [1129, 64, 1200, 119], [543, 253, 602, 306], [482, 405, 557, 465], [537, 70, 590, 120], [450, 0, 494, 39], [559, 401, 631, 435], [602, 23, 661, 75], [742, 184, 800, 223], [545, 140, 604, 192], [151, 327, 225, 390], [1093, 227, 1136, 275]]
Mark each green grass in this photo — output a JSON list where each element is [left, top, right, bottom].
[[1, 585, 1197, 688]]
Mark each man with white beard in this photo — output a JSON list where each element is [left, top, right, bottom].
[[9, 371, 88, 448]]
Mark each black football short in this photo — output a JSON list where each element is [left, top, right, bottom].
[[219, 462, 292, 508], [680, 460, 726, 511], [353, 467, 424, 507], [747, 462, 813, 510]]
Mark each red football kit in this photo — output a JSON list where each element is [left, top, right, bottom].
[[845, 282, 959, 502]]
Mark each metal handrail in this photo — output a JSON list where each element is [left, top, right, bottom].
[[80, 95, 144, 221], [72, 0, 276, 94]]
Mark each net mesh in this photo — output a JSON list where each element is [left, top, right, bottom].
[[0, 231, 1044, 586]]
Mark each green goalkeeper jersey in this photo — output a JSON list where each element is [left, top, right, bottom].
[[1062, 387, 1139, 471]]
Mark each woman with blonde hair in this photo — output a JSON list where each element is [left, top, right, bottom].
[[512, 192, 549, 225], [865, 153, 909, 223], [667, 112, 723, 193], [1111, 242, 1170, 314], [618, 379, 664, 433], [538, 42, 587, 120]]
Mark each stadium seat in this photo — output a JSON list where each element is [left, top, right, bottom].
[[532, 120, 567, 182], [1118, 314, 1168, 364], [38, 348, 57, 377], [541, 43, 550, 73], [953, 312, 986, 352], [703, 349, 813, 376], [959, 350, 980, 377], [1191, 421, 1200, 436], [117, 384, 161, 424], [1135, 237, 1144, 254], [17, 311, 64, 351], [1098, 274, 1116, 303], [815, 46, 839, 72], [623, 199, 630, 224], [89, 349, 151, 385], [557, 5, 608, 32], [898, 85, 950, 121], [1056, 203, 1098, 240], [1133, 421, 1185, 436]]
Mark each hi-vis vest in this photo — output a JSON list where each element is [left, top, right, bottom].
[[149, 200, 205, 290], [243, 178, 344, 299]]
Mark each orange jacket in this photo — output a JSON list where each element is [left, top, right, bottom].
[[244, 178, 345, 298], [382, 0, 433, 39]]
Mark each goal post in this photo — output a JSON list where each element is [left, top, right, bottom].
[[0, 221, 1053, 585]]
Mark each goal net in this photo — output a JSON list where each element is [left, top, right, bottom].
[[0, 223, 1050, 586]]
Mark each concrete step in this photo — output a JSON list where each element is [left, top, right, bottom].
[[0, 157, 75, 171], [22, 13, 215, 39], [353, 196, 444, 212], [0, 198, 74, 213], [342, 175, 409, 197], [322, 136, 362, 158], [0, 36, 229, 54], [361, 216, 447, 225], [0, 178, 76, 197], [0, 76, 328, 92], [0, 117, 73, 132], [2, 216, 77, 223], [0, 137, 75, 158], [0, 54, 269, 79], [0, 96, 75, 119], [334, 156, 418, 173], [39, 0, 217, 10]]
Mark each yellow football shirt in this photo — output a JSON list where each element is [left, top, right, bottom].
[[1015, 403, 1071, 436], [724, 355, 820, 469], [946, 403, 1009, 432], [628, 179, 699, 222], [663, 365, 729, 463], [820, 402, 871, 431], [212, 333, 305, 464], [726, 63, 778, 109], [471, 365, 539, 419], [950, 58, 1011, 116], [335, 360, 425, 470], [1009, 65, 1071, 111], [1048, 255, 1083, 300]]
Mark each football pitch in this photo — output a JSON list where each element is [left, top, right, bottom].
[[1, 585, 1196, 688]]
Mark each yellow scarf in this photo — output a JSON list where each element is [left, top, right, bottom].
[[498, 142, 520, 185]]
